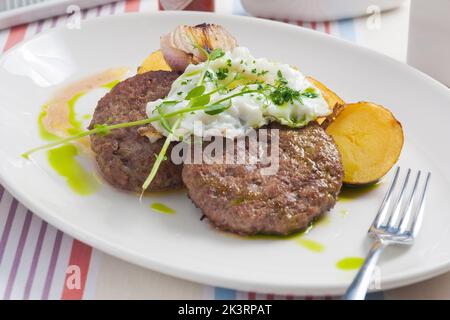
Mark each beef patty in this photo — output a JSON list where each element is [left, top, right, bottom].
[[182, 123, 344, 235], [89, 71, 183, 192]]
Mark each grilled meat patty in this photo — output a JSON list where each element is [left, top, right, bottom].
[[182, 123, 344, 235], [89, 71, 182, 192]]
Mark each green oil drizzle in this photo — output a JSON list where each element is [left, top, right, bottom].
[[240, 215, 330, 253], [338, 183, 381, 203], [47, 144, 98, 195], [102, 80, 120, 90], [150, 202, 176, 215], [336, 257, 365, 270], [67, 92, 86, 135], [315, 214, 330, 226], [339, 209, 349, 217], [38, 105, 60, 141], [296, 238, 325, 253]]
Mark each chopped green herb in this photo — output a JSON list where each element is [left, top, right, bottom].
[[226, 59, 232, 67], [270, 86, 300, 105], [216, 67, 229, 80], [301, 87, 319, 99], [204, 70, 214, 81], [276, 70, 289, 86], [257, 70, 269, 76]]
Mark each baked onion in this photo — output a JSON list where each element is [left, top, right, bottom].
[[160, 23, 237, 71]]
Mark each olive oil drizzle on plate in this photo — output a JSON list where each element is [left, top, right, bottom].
[[236, 214, 330, 252], [150, 202, 176, 215], [336, 257, 365, 270], [47, 144, 98, 195], [38, 67, 129, 195]]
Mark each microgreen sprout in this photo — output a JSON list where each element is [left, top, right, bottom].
[[141, 117, 182, 194]]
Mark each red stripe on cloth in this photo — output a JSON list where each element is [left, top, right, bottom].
[[248, 292, 256, 300], [266, 294, 274, 300], [297, 21, 303, 27], [324, 21, 331, 34], [125, 0, 141, 12], [286, 295, 294, 300], [61, 240, 93, 300], [311, 21, 317, 30], [2, 24, 28, 53]]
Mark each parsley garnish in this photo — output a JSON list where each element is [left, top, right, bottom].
[[216, 68, 229, 80], [301, 87, 319, 99], [267, 71, 319, 106], [204, 70, 214, 81], [270, 86, 300, 106], [257, 70, 269, 76]]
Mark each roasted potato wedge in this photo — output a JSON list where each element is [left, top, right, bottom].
[[307, 77, 345, 125], [325, 102, 404, 185], [138, 50, 172, 74]]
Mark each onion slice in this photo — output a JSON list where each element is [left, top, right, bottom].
[[160, 24, 238, 71]]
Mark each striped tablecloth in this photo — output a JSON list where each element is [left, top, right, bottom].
[[2, 0, 448, 300]]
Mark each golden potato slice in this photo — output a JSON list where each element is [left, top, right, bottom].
[[325, 102, 404, 185], [138, 50, 172, 74], [307, 77, 345, 125]]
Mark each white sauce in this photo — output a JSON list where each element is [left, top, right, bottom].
[[147, 47, 330, 140]]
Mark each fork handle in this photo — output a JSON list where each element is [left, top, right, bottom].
[[343, 239, 387, 300]]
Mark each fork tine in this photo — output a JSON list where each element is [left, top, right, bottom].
[[372, 167, 400, 229], [386, 168, 411, 228], [398, 171, 421, 232], [409, 172, 431, 237]]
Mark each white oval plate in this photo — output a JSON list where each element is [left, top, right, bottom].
[[1, 12, 450, 296]]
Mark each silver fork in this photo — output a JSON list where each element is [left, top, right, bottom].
[[343, 167, 431, 300]]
